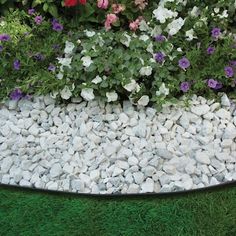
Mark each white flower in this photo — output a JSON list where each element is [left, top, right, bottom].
[[80, 88, 95, 101], [190, 6, 200, 17], [81, 56, 93, 67], [120, 32, 131, 47], [139, 34, 150, 42], [84, 30, 95, 37], [77, 39, 81, 45], [140, 58, 145, 65], [185, 29, 197, 41], [0, 21, 5, 26], [139, 20, 150, 31], [57, 57, 72, 68], [147, 42, 154, 54], [57, 72, 64, 80], [123, 79, 138, 92], [214, 8, 220, 13], [218, 10, 228, 19], [166, 17, 185, 35], [151, 25, 162, 37], [138, 95, 149, 106], [177, 0, 187, 6], [60, 86, 72, 100], [156, 83, 169, 96], [106, 91, 118, 102], [153, 6, 178, 24], [91, 75, 102, 84], [64, 41, 75, 54], [139, 66, 152, 76]]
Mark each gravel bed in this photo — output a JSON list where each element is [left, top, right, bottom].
[[0, 94, 236, 194]]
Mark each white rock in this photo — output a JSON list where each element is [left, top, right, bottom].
[[221, 94, 231, 107], [221, 139, 233, 148], [72, 136, 84, 151], [46, 181, 58, 190], [128, 156, 139, 166], [195, 151, 210, 164], [127, 184, 139, 193], [112, 167, 123, 177], [133, 172, 144, 184], [119, 113, 129, 124], [143, 166, 156, 176], [1, 157, 13, 173], [63, 163, 74, 174], [19, 179, 32, 187], [163, 164, 176, 174], [191, 104, 210, 116], [223, 123, 236, 139], [50, 163, 62, 178], [141, 178, 154, 193], [71, 179, 84, 191], [9, 123, 21, 134], [90, 170, 100, 181], [116, 160, 129, 170], [28, 124, 39, 136], [104, 145, 117, 156], [215, 109, 231, 120]]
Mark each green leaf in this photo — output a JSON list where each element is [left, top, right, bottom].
[[48, 4, 58, 17]]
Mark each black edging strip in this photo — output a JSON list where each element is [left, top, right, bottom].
[[0, 181, 236, 199]]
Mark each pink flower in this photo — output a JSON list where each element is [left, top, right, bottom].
[[97, 0, 109, 9], [112, 4, 125, 14], [129, 17, 143, 31], [105, 13, 118, 31], [129, 20, 139, 31]]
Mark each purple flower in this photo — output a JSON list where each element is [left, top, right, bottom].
[[215, 81, 223, 89], [10, 88, 23, 101], [230, 60, 236, 67], [207, 46, 215, 55], [207, 79, 218, 88], [0, 33, 11, 41], [34, 53, 44, 61], [180, 82, 190, 92], [35, 15, 43, 25], [52, 22, 63, 32], [13, 59, 21, 70], [211, 27, 221, 39], [155, 34, 166, 42], [28, 8, 35, 15], [48, 64, 56, 72], [224, 66, 234, 78], [155, 52, 166, 63], [178, 57, 190, 70]]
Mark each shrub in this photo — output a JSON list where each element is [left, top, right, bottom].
[[0, 10, 67, 102], [1, 1, 236, 108]]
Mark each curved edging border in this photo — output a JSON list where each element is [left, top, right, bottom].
[[1, 181, 235, 198]]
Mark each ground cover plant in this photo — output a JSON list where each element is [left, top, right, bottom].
[[1, 0, 236, 109]]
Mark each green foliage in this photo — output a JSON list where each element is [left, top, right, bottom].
[[0, 9, 66, 101]]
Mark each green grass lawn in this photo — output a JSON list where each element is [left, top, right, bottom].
[[0, 184, 235, 236]]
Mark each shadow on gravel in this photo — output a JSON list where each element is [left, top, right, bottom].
[[0, 181, 235, 200]]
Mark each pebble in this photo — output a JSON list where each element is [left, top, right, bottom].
[[195, 151, 210, 164], [191, 104, 210, 116], [50, 163, 62, 178], [141, 178, 154, 193], [0, 94, 235, 194]]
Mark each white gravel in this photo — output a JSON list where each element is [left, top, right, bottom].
[[0, 93, 236, 194]]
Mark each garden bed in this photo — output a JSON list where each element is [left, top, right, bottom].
[[0, 94, 235, 194]]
